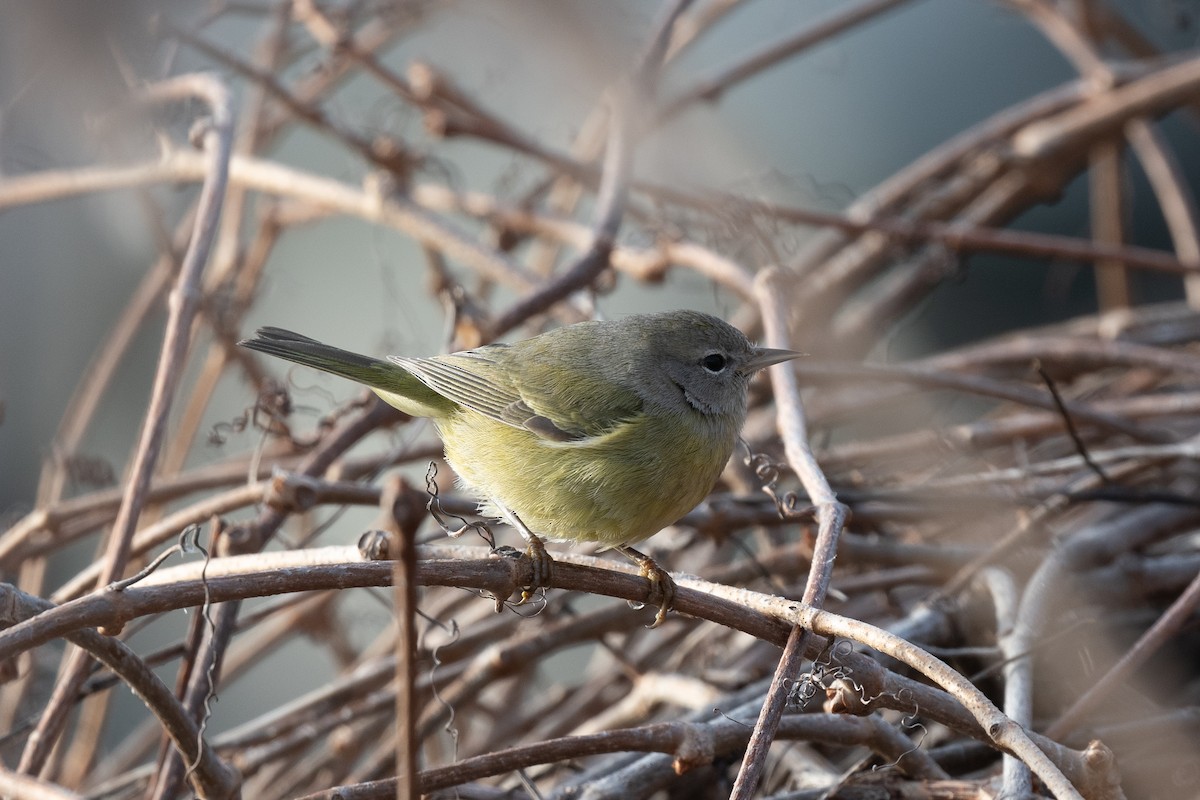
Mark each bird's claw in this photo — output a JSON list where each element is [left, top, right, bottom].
[[634, 554, 676, 629], [521, 535, 554, 603], [495, 538, 554, 605]]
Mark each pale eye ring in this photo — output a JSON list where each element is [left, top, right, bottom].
[[701, 352, 727, 373]]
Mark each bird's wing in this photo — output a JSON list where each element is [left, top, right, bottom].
[[390, 348, 515, 422], [390, 342, 642, 443]]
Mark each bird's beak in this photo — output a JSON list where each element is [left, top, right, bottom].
[[746, 347, 804, 372]]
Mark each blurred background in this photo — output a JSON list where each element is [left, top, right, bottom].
[[5, 0, 1196, 513], [2, 1, 1200, 798]]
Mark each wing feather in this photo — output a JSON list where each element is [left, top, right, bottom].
[[389, 338, 642, 443]]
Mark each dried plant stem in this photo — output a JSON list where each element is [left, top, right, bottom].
[[2, 150, 1191, 281], [732, 268, 849, 799], [660, 0, 911, 119], [715, 587, 1086, 800], [0, 547, 1094, 796], [16, 72, 235, 779], [0, 587, 238, 799]]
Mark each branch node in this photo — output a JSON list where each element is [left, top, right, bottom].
[[672, 723, 715, 774], [265, 469, 320, 513]]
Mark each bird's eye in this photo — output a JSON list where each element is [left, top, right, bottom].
[[701, 353, 727, 373]]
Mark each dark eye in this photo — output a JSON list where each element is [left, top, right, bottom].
[[701, 353, 727, 373]]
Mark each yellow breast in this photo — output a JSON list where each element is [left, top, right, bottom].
[[437, 408, 737, 548]]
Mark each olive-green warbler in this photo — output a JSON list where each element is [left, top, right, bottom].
[[240, 310, 799, 625]]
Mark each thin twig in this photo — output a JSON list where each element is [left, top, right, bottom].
[[1035, 360, 1111, 483], [487, 0, 692, 336]]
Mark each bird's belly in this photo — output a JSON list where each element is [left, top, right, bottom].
[[439, 410, 736, 548]]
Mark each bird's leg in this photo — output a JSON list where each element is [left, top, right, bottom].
[[616, 546, 676, 628], [495, 503, 554, 604]]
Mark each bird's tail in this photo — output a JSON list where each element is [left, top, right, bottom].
[[240, 326, 392, 382], [239, 327, 446, 416]]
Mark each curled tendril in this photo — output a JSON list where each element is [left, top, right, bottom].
[[786, 639, 863, 708], [184, 524, 218, 782], [829, 639, 855, 660], [424, 462, 495, 548], [208, 411, 251, 446], [179, 524, 208, 556], [474, 584, 548, 617], [784, 674, 820, 708], [108, 523, 206, 592], [744, 450, 780, 485], [741, 441, 815, 521], [873, 694, 928, 773], [424, 614, 462, 758], [737, 636, 931, 773], [103, 520, 220, 782]]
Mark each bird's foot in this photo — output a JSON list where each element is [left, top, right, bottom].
[[620, 546, 676, 628], [519, 534, 554, 604], [495, 535, 555, 606]]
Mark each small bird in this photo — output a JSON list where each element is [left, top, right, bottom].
[[239, 310, 800, 626]]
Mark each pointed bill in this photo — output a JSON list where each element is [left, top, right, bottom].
[[746, 347, 804, 371]]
